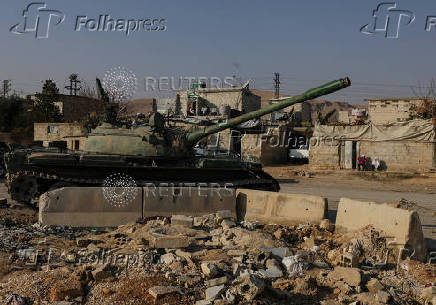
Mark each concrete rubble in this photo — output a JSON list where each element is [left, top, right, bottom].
[[0, 205, 434, 305]]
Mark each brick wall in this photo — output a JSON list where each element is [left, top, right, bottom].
[[309, 139, 436, 172], [359, 141, 435, 172], [367, 99, 429, 124], [309, 139, 341, 170]]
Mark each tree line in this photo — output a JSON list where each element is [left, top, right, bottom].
[[0, 80, 63, 143]]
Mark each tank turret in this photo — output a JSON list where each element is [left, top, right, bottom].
[[83, 77, 350, 157]]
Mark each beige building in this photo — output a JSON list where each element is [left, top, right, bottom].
[[177, 85, 261, 117], [366, 97, 434, 124], [241, 126, 290, 165], [337, 110, 351, 124], [34, 123, 85, 150], [309, 119, 436, 172]]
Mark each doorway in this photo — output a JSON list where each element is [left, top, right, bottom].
[[344, 141, 358, 169]]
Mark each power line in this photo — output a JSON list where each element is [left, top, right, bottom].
[[2, 80, 11, 97], [273, 73, 280, 99], [65, 74, 82, 96]]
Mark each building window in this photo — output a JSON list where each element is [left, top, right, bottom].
[[74, 140, 80, 150], [47, 126, 59, 134]]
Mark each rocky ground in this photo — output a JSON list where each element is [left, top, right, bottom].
[[0, 198, 434, 305]]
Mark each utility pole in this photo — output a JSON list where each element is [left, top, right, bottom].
[[2, 80, 11, 97], [274, 73, 280, 99], [65, 73, 81, 96]]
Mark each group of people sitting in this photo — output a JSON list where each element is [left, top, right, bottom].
[[357, 155, 381, 171]]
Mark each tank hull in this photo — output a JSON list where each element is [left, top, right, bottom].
[[5, 149, 279, 203]]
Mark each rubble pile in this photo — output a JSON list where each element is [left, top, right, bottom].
[[0, 207, 434, 305]]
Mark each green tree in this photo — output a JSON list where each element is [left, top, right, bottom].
[[0, 97, 27, 132], [33, 80, 63, 122]]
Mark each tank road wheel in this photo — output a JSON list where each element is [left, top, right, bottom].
[[10, 176, 38, 204]]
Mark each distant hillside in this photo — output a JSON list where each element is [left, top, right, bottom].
[[123, 98, 155, 117], [308, 99, 356, 123]]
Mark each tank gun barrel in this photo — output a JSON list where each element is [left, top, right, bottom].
[[186, 77, 351, 145], [96, 78, 110, 104]]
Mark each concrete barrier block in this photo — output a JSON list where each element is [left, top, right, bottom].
[[39, 187, 142, 227], [143, 187, 236, 218], [336, 198, 428, 262], [236, 189, 328, 225]]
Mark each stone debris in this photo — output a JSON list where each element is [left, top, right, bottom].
[[366, 278, 384, 293], [171, 215, 193, 227], [148, 285, 181, 299], [216, 210, 232, 221], [221, 219, 236, 230], [327, 267, 361, 287], [205, 276, 228, 287], [319, 219, 334, 232], [0, 207, 433, 305], [149, 233, 191, 248], [234, 274, 265, 301], [201, 262, 220, 277], [205, 284, 225, 300], [282, 254, 309, 275]]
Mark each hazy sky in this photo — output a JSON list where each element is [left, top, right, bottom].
[[0, 0, 435, 103]]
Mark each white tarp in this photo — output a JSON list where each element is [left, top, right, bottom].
[[313, 119, 436, 142]]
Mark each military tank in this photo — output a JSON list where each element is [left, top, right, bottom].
[[4, 77, 350, 203]]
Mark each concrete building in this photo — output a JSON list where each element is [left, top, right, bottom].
[[34, 123, 85, 150], [366, 97, 434, 124], [53, 95, 104, 122], [337, 110, 351, 124], [269, 98, 311, 125], [309, 119, 436, 172], [241, 126, 291, 165], [177, 85, 261, 117]]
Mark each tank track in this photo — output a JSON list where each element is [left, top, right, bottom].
[[7, 170, 279, 204]]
